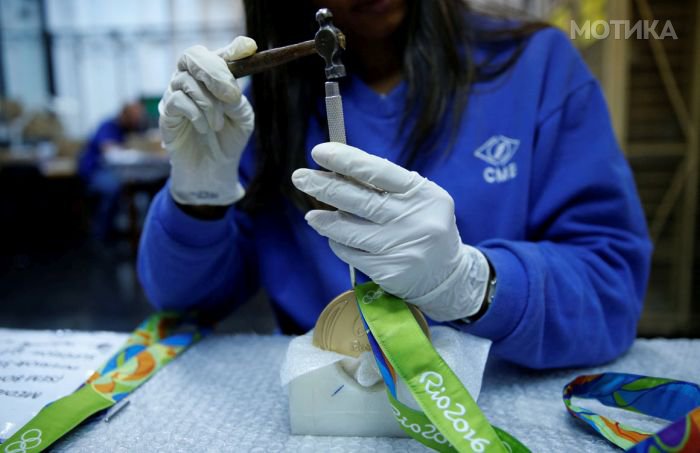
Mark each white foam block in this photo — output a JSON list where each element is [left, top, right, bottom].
[[283, 327, 492, 437], [289, 362, 404, 437]]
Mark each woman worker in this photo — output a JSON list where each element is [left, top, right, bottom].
[[138, 0, 652, 369]]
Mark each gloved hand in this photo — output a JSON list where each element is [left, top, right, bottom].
[[292, 143, 491, 322], [159, 36, 257, 206]]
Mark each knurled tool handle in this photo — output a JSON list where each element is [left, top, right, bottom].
[[325, 81, 355, 287]]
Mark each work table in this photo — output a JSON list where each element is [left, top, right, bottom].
[[15, 334, 700, 452]]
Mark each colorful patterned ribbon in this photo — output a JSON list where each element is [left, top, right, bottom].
[[1, 312, 209, 453], [355, 282, 529, 453], [563, 373, 700, 452]]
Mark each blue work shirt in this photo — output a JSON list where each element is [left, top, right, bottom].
[[137, 28, 652, 369], [78, 118, 125, 179]]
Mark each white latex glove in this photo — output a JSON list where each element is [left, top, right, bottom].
[[292, 143, 491, 322], [159, 36, 257, 205]]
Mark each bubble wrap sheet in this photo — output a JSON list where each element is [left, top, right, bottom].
[[47, 336, 698, 452]]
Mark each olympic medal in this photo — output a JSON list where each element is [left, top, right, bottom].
[[313, 290, 431, 357]]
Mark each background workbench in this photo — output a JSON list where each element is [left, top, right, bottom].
[[33, 336, 700, 452]]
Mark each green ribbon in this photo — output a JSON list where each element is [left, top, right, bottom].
[[2, 386, 113, 453], [355, 282, 529, 453], [1, 312, 207, 453]]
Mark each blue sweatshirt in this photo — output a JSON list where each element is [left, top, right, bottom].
[[78, 118, 126, 179], [138, 28, 652, 369]]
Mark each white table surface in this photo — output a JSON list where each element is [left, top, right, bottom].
[[22, 335, 700, 452]]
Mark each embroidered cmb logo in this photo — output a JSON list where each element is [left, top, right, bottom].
[[4, 429, 42, 453], [474, 135, 520, 184]]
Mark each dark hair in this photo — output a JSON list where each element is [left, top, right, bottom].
[[240, 0, 547, 212]]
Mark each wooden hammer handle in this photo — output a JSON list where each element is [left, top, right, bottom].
[[227, 40, 317, 78]]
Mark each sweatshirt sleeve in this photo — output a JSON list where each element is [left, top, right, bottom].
[[139, 84, 260, 315], [465, 79, 652, 369], [137, 182, 259, 313]]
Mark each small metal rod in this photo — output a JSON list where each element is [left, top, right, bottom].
[[104, 399, 130, 423]]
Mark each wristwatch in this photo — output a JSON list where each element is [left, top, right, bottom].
[[461, 257, 497, 325]]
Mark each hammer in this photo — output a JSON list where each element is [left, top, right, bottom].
[[227, 9, 346, 80]]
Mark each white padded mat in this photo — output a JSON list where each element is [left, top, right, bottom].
[[44, 336, 699, 452]]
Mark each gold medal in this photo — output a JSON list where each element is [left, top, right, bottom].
[[313, 290, 431, 357]]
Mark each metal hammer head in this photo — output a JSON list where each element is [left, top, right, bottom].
[[315, 9, 346, 80]]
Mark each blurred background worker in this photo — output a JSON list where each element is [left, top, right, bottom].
[[1, 0, 699, 342], [78, 102, 146, 241]]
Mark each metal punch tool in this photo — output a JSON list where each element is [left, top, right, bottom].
[[227, 9, 355, 288], [313, 9, 355, 288]]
